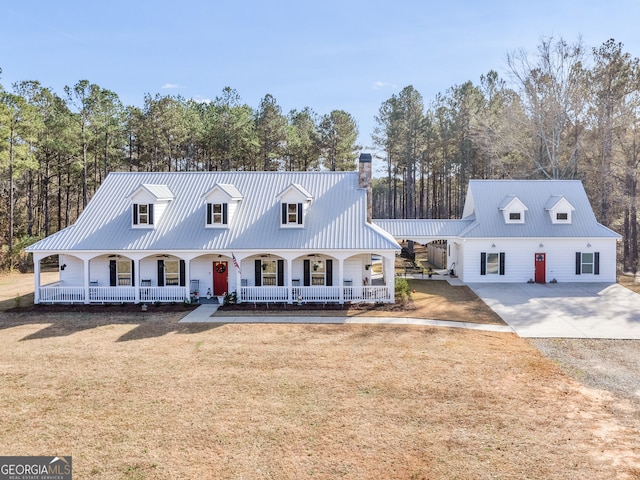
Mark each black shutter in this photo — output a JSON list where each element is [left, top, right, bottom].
[[223, 203, 228, 224], [303, 259, 311, 286], [499, 252, 505, 276], [157, 260, 165, 286], [480, 252, 486, 276], [179, 260, 186, 286], [576, 252, 581, 275], [297, 203, 303, 224], [133, 204, 138, 225], [206, 203, 212, 225], [282, 203, 287, 224], [594, 252, 600, 275], [148, 204, 154, 225], [131, 260, 135, 287], [255, 259, 262, 287], [109, 260, 117, 286], [277, 259, 284, 286], [326, 259, 333, 286]]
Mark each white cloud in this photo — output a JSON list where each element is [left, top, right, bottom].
[[191, 95, 211, 104], [161, 83, 185, 89], [372, 81, 397, 90]]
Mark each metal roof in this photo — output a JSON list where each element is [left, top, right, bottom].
[[461, 180, 621, 239], [372, 219, 473, 238], [27, 171, 400, 253]]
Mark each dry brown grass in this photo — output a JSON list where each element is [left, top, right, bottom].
[[1, 272, 639, 479]]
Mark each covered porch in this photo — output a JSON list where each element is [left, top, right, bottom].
[[32, 250, 396, 305]]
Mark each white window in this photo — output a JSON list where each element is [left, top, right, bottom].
[[311, 260, 326, 286], [207, 203, 228, 226], [133, 203, 153, 226], [581, 253, 594, 274], [486, 253, 500, 275], [282, 202, 303, 226], [117, 260, 131, 286], [262, 260, 277, 286], [164, 260, 180, 286]]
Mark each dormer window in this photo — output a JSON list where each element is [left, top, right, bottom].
[[128, 184, 173, 229], [203, 183, 242, 229], [277, 183, 313, 229], [499, 195, 527, 224], [133, 203, 153, 226], [282, 202, 303, 225], [546, 196, 574, 224], [207, 203, 228, 226]]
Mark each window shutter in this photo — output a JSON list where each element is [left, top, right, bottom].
[[148, 204, 154, 225], [157, 260, 165, 287], [499, 252, 505, 276], [206, 203, 212, 225], [480, 252, 486, 276], [179, 260, 186, 287], [297, 203, 303, 224], [326, 259, 333, 286], [255, 259, 262, 286], [282, 203, 287, 224], [223, 203, 228, 224], [594, 252, 600, 275], [133, 204, 138, 225], [131, 260, 135, 287], [277, 259, 284, 286], [109, 260, 117, 286], [575, 252, 581, 275], [303, 259, 311, 286]]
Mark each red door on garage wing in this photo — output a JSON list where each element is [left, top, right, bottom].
[[534, 253, 546, 284]]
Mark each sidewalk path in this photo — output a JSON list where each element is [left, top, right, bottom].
[[179, 305, 513, 333]]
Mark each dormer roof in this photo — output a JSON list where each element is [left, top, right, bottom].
[[128, 184, 174, 202], [276, 183, 313, 202], [203, 183, 244, 201], [498, 195, 528, 212], [544, 195, 575, 211]]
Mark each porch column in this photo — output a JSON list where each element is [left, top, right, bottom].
[[33, 253, 42, 304], [285, 258, 293, 303], [83, 258, 90, 304], [134, 258, 141, 303], [184, 259, 191, 301], [386, 254, 395, 303], [338, 258, 344, 304]]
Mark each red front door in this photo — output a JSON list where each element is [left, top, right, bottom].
[[213, 261, 228, 296], [534, 253, 546, 284]]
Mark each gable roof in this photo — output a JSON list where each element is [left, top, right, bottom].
[[203, 183, 244, 201], [27, 171, 399, 253], [128, 183, 175, 201], [461, 180, 620, 239]]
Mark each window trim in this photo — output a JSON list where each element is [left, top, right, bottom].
[[206, 202, 228, 227], [281, 202, 304, 227], [480, 252, 505, 276], [133, 203, 154, 227]]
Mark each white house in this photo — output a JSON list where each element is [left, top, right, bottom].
[[27, 164, 621, 305], [374, 179, 621, 284], [26, 155, 401, 305]]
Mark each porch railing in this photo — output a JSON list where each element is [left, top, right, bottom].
[[139, 286, 185, 303], [40, 286, 85, 303], [37, 285, 392, 304]]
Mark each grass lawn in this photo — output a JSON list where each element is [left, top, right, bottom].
[[1, 272, 639, 479]]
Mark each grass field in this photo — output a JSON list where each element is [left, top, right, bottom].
[[1, 272, 639, 479]]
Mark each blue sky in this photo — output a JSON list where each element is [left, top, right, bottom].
[[2, 0, 639, 159]]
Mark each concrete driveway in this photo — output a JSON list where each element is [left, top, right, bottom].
[[468, 282, 640, 339]]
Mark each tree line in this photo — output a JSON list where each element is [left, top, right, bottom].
[[372, 37, 640, 272], [0, 80, 359, 270], [2, 36, 640, 273]]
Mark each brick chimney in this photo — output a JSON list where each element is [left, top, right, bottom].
[[358, 153, 372, 222]]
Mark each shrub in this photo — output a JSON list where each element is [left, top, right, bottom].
[[395, 277, 412, 303]]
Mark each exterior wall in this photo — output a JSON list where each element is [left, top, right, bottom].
[[59, 255, 84, 286], [459, 238, 618, 283]]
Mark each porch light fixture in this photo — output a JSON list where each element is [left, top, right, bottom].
[[491, 243, 495, 248], [60, 264, 67, 271], [539, 243, 544, 248], [365, 264, 372, 270], [587, 242, 591, 248]]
